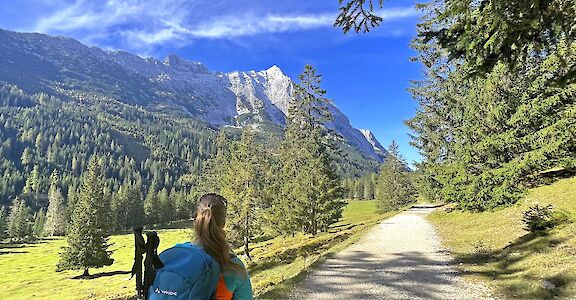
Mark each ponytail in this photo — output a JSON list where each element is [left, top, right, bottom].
[[194, 194, 245, 276]]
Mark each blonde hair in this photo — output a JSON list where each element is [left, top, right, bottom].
[[194, 193, 245, 275]]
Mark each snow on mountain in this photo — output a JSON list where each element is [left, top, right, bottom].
[[360, 129, 387, 157], [0, 28, 387, 161], [225, 66, 289, 125], [223, 67, 387, 160]]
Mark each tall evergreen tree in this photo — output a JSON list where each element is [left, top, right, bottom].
[[158, 187, 174, 225], [174, 190, 191, 220], [44, 171, 67, 236], [111, 183, 130, 231], [345, 178, 355, 199], [144, 180, 161, 226], [32, 209, 46, 237], [20, 147, 32, 170], [30, 165, 41, 200], [411, 42, 576, 209], [354, 178, 365, 200], [126, 184, 145, 230], [407, 1, 576, 210], [113, 182, 144, 230], [198, 131, 232, 195], [57, 157, 113, 276], [370, 173, 378, 199], [222, 127, 270, 260], [363, 175, 375, 200], [0, 206, 7, 240], [7, 198, 32, 240], [65, 186, 78, 225], [278, 65, 344, 235], [376, 141, 416, 212]]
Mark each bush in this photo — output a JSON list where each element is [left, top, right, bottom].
[[522, 203, 570, 232]]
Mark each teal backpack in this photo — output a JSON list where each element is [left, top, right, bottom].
[[132, 229, 220, 300]]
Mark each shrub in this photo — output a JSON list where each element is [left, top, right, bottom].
[[522, 203, 570, 232]]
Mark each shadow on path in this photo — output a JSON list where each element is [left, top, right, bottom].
[[292, 250, 464, 299]]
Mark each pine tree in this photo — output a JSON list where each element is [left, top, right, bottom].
[[7, 198, 32, 240], [126, 184, 144, 229], [221, 127, 268, 260], [407, 3, 576, 210], [44, 171, 67, 236], [32, 209, 46, 237], [376, 141, 416, 212], [174, 190, 191, 220], [345, 178, 355, 199], [312, 139, 345, 232], [370, 173, 378, 199], [144, 180, 161, 226], [278, 65, 344, 235], [414, 0, 575, 74], [0, 206, 7, 240], [158, 188, 174, 225], [57, 157, 113, 276], [277, 122, 304, 236], [111, 183, 131, 231], [355, 178, 365, 200], [198, 131, 232, 195], [112, 182, 144, 230], [363, 175, 375, 200], [30, 165, 41, 199], [20, 147, 32, 171], [65, 186, 78, 225]]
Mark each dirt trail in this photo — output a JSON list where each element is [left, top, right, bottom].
[[289, 205, 494, 300]]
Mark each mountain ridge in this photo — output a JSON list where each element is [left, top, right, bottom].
[[0, 28, 387, 161]]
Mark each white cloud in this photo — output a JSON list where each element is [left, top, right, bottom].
[[186, 7, 419, 39], [29, 1, 419, 50], [186, 13, 334, 38]]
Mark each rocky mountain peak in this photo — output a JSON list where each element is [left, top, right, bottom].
[[163, 54, 209, 73], [265, 65, 283, 75], [360, 129, 386, 157]]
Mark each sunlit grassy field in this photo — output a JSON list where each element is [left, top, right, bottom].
[[429, 176, 576, 299], [0, 200, 395, 299]]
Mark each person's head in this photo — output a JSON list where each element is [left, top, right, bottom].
[[194, 193, 244, 274]]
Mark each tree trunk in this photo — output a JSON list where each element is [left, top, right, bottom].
[[244, 238, 251, 262], [83, 268, 89, 277], [244, 214, 252, 261], [311, 207, 317, 235]]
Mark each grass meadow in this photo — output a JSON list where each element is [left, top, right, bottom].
[[0, 200, 395, 299], [429, 176, 576, 299]]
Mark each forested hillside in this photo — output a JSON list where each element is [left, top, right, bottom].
[[0, 84, 215, 210]]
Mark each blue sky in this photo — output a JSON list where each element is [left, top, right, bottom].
[[0, 0, 423, 164]]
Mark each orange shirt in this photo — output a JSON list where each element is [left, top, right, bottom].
[[214, 256, 253, 300]]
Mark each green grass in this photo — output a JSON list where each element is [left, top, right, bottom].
[[0, 200, 396, 300], [0, 228, 193, 299], [429, 176, 576, 299]]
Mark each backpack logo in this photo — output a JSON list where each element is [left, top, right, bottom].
[[154, 287, 177, 297]]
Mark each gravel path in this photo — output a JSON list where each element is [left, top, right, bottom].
[[289, 205, 494, 300]]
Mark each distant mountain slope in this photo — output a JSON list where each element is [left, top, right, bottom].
[[0, 28, 387, 161]]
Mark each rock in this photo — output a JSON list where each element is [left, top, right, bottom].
[[541, 280, 556, 290]]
